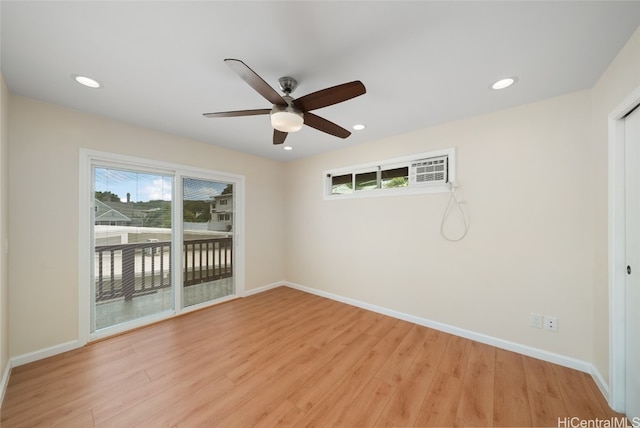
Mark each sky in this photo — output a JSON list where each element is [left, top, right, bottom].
[[94, 167, 230, 202]]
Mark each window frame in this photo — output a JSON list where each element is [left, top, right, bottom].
[[78, 149, 245, 344], [324, 148, 456, 200]]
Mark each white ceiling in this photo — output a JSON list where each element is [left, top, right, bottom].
[[2, 1, 640, 162]]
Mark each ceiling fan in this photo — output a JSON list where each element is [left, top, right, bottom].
[[203, 59, 366, 145]]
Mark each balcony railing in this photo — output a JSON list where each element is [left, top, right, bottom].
[[94, 237, 232, 302]]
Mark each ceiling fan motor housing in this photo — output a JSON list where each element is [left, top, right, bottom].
[[278, 76, 298, 94]]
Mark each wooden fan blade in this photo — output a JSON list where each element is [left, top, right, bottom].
[[225, 59, 287, 107], [294, 81, 366, 112], [273, 129, 288, 145], [203, 109, 271, 118], [304, 112, 351, 138]]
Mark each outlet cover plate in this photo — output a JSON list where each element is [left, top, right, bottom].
[[543, 315, 558, 332], [530, 313, 543, 329]]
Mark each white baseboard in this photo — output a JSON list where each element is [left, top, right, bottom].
[[243, 281, 283, 297], [0, 359, 11, 408], [10, 340, 81, 368], [591, 365, 610, 402], [282, 281, 608, 398]]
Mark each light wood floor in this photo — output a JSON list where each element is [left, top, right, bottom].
[[1, 286, 625, 427]]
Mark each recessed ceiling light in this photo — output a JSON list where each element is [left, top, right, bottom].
[[353, 124, 366, 131], [72, 74, 101, 89], [283, 146, 293, 151], [491, 77, 517, 90]]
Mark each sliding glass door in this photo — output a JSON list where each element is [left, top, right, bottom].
[[85, 152, 243, 338], [93, 166, 174, 331], [182, 178, 234, 307]]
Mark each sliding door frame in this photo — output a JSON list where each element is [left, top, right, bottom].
[[78, 149, 245, 345]]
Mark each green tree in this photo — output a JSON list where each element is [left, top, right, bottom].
[[384, 177, 408, 188], [183, 200, 211, 222], [142, 202, 172, 228], [95, 191, 120, 202]]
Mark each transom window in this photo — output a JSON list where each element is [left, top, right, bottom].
[[324, 148, 455, 199]]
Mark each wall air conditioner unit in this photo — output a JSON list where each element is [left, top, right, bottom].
[[409, 155, 448, 186]]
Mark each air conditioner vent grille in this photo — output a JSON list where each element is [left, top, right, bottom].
[[410, 156, 448, 186]]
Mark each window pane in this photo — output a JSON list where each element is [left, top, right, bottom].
[[183, 178, 234, 308], [331, 174, 353, 194], [93, 167, 173, 331], [355, 171, 378, 191], [381, 167, 409, 188]]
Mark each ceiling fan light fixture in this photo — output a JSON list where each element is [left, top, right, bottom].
[[270, 107, 304, 133]]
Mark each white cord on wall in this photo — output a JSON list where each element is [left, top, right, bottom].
[[440, 182, 469, 241]]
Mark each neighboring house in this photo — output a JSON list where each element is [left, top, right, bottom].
[[94, 199, 131, 226], [95, 198, 168, 228], [210, 193, 233, 232]]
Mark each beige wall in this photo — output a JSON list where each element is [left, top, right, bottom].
[[284, 90, 595, 361], [591, 27, 640, 384], [0, 72, 10, 381], [8, 96, 285, 357]]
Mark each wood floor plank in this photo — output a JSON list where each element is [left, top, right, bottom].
[[293, 320, 415, 427], [412, 370, 465, 427], [552, 365, 616, 420], [286, 332, 380, 412], [579, 371, 627, 420], [455, 341, 496, 427], [376, 324, 430, 385], [224, 298, 349, 384], [413, 335, 468, 427], [2, 371, 150, 428], [306, 305, 381, 349], [204, 345, 321, 427], [379, 328, 449, 426], [331, 376, 395, 427], [437, 333, 471, 379], [0, 286, 620, 427], [2, 358, 149, 425], [492, 348, 533, 427], [121, 373, 237, 428], [96, 374, 234, 427], [3, 344, 137, 405], [251, 399, 305, 428], [175, 344, 320, 427], [522, 354, 568, 427], [50, 410, 95, 428]]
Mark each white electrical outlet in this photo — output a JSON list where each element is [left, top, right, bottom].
[[543, 315, 558, 332], [530, 313, 543, 329]]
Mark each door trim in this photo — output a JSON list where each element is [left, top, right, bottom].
[[609, 85, 640, 412]]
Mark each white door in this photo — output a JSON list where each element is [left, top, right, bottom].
[[625, 104, 640, 421]]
